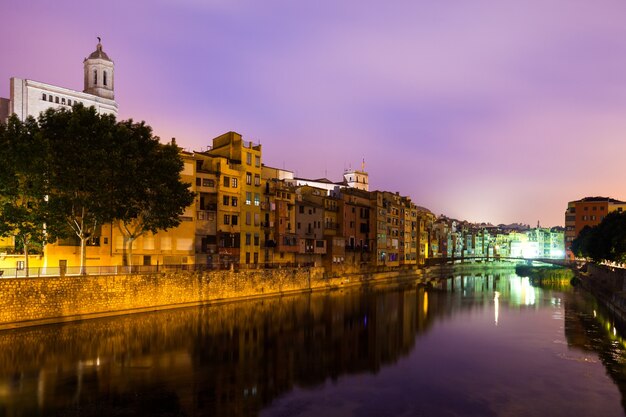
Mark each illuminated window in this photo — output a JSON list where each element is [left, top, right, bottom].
[[246, 192, 252, 205], [232, 178, 238, 188], [254, 193, 260, 206]]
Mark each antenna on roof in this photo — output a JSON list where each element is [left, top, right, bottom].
[[97, 36, 101, 43]]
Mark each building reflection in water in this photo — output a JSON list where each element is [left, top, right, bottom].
[[1, 274, 625, 416], [0, 283, 433, 416], [561, 287, 626, 414]]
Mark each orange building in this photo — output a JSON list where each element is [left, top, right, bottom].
[[564, 197, 626, 257]]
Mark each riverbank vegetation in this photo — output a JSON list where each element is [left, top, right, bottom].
[[571, 212, 626, 264]]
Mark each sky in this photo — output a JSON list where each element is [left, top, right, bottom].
[[3, 0, 626, 227]]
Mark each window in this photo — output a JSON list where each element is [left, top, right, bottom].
[[42, 93, 46, 100], [103, 70, 107, 86], [245, 233, 251, 245], [94, 69, 98, 85], [246, 192, 252, 205], [203, 178, 214, 187], [223, 196, 229, 206], [231, 197, 238, 206], [223, 176, 230, 187], [231, 178, 238, 188], [68, 99, 72, 105], [592, 206, 597, 211], [232, 215, 238, 225], [196, 178, 201, 186], [254, 213, 260, 226], [255, 156, 261, 167], [61, 98, 66, 105], [55, 96, 59, 104], [224, 214, 230, 225], [299, 206, 304, 214], [48, 96, 53, 102], [247, 153, 252, 165], [298, 222, 301, 229], [246, 172, 252, 185], [246, 212, 251, 225], [254, 234, 260, 246], [254, 193, 260, 206], [254, 174, 261, 186]]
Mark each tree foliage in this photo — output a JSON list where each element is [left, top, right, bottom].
[[0, 104, 194, 272], [0, 115, 49, 275], [112, 120, 195, 266], [571, 212, 626, 263]]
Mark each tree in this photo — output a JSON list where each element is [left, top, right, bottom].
[[0, 115, 49, 276], [40, 104, 122, 274], [571, 212, 626, 264], [112, 121, 195, 267]]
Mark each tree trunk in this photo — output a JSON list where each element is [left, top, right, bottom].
[[128, 236, 135, 270], [80, 236, 88, 275], [23, 239, 29, 278]]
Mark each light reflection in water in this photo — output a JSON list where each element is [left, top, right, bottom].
[[0, 273, 624, 416], [494, 291, 500, 326]]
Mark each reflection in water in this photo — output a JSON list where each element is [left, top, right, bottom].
[[0, 283, 432, 416], [0, 273, 624, 416]]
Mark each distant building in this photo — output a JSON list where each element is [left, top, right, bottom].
[[564, 197, 626, 257], [0, 40, 118, 122]]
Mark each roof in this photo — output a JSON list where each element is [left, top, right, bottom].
[[87, 43, 112, 61], [578, 196, 626, 204]]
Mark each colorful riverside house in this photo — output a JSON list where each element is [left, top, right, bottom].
[[195, 131, 264, 268], [261, 177, 298, 266], [338, 187, 373, 267], [294, 187, 326, 266]]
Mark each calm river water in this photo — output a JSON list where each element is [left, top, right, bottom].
[[1, 271, 625, 416]]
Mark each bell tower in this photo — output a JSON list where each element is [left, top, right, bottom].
[[83, 37, 114, 100]]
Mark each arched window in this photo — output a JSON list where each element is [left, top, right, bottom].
[[94, 69, 98, 85], [103, 71, 107, 86]]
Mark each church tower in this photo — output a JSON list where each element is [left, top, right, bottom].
[[83, 38, 114, 100]]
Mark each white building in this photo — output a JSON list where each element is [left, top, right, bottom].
[[0, 40, 117, 122]]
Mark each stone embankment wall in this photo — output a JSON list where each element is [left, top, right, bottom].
[[583, 264, 626, 321], [0, 266, 425, 329]]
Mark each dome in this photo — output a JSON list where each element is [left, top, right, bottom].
[[87, 42, 111, 61]]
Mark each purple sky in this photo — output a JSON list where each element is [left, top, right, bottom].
[[3, 0, 626, 227]]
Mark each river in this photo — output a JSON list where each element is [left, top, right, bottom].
[[0, 270, 624, 416]]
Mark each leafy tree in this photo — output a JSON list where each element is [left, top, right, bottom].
[[112, 121, 194, 267], [40, 104, 122, 274], [571, 212, 626, 264], [0, 115, 49, 276]]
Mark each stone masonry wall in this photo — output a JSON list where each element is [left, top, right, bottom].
[[0, 266, 423, 328]]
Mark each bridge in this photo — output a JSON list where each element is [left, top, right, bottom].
[[424, 256, 577, 269]]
